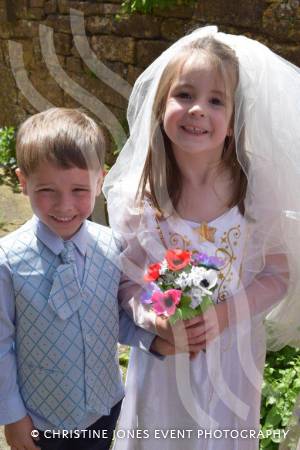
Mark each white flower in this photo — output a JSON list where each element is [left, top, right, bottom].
[[190, 287, 204, 309], [190, 266, 218, 291], [175, 272, 191, 289], [159, 259, 168, 275]]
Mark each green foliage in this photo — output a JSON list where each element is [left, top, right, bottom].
[[119, 349, 130, 368], [119, 0, 196, 15], [0, 126, 17, 180], [260, 346, 300, 449]]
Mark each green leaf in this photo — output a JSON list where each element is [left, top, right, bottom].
[[179, 294, 192, 308], [265, 406, 282, 428], [169, 309, 182, 325]]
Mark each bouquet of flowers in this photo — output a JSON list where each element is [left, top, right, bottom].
[[141, 249, 224, 325]]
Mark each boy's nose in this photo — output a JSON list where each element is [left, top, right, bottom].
[[55, 193, 74, 210]]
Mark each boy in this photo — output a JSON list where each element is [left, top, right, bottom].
[[0, 108, 166, 450]]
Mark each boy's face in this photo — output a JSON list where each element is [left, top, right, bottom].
[[16, 161, 103, 240]]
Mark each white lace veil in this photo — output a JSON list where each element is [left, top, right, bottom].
[[103, 26, 300, 351]]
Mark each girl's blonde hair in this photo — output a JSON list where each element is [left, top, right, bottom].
[[137, 36, 247, 216]]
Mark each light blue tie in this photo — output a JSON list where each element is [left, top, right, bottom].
[[48, 241, 83, 320]]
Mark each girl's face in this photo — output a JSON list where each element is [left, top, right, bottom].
[[162, 55, 234, 159]]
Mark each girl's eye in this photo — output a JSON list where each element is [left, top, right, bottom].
[[37, 188, 54, 192], [210, 97, 223, 106], [73, 188, 90, 192], [177, 92, 192, 100]]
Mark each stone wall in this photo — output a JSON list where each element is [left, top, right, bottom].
[[0, 0, 300, 161]]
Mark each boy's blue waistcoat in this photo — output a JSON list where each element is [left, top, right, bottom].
[[1, 221, 124, 428]]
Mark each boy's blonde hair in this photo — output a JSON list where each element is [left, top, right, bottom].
[[16, 108, 105, 175], [138, 36, 247, 216]]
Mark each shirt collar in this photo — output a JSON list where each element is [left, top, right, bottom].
[[31, 216, 88, 256]]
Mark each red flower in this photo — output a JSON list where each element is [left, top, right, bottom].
[[165, 249, 191, 271], [144, 263, 161, 281]]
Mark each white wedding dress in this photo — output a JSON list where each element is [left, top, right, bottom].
[[114, 206, 266, 450]]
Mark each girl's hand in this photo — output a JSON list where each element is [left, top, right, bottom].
[[4, 415, 40, 450], [184, 302, 229, 352], [155, 316, 191, 350], [151, 336, 201, 359], [150, 336, 176, 355]]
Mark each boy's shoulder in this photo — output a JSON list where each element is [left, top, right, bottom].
[[85, 220, 121, 251], [0, 218, 34, 252]]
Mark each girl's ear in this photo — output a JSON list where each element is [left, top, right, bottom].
[[15, 168, 28, 195]]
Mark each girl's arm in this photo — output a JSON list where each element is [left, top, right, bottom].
[[183, 253, 289, 351]]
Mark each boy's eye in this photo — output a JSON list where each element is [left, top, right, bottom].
[[37, 188, 54, 192], [73, 188, 90, 192]]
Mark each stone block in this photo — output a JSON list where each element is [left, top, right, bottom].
[[0, 23, 12, 39], [66, 56, 82, 72], [194, 0, 264, 28], [71, 71, 128, 109], [0, 7, 6, 23], [46, 14, 72, 33], [127, 64, 142, 86], [7, 20, 39, 38], [272, 43, 300, 66], [27, 8, 46, 20], [136, 39, 169, 68], [63, 94, 80, 108], [18, 91, 39, 115], [10, 0, 27, 20], [45, 0, 57, 14], [103, 3, 120, 15], [32, 75, 65, 106], [91, 35, 135, 64], [86, 16, 113, 35], [54, 32, 73, 55], [153, 3, 195, 18], [161, 18, 193, 41], [14, 39, 36, 69], [112, 14, 161, 38], [30, 0, 46, 7], [0, 40, 4, 62], [262, 1, 300, 42], [0, 63, 20, 125], [58, 1, 104, 16], [104, 60, 128, 79]]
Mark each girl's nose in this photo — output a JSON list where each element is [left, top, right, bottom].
[[189, 104, 205, 116]]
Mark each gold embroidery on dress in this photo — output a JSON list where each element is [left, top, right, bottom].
[[215, 224, 241, 304], [194, 223, 217, 243], [168, 232, 191, 249]]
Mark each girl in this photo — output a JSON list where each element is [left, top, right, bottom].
[[103, 26, 300, 450]]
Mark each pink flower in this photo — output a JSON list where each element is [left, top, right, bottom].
[[151, 289, 182, 317]]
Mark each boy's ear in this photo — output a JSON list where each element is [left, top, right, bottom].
[[15, 168, 28, 195], [95, 170, 104, 196]]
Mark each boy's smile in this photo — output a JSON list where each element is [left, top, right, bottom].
[[16, 161, 102, 240]]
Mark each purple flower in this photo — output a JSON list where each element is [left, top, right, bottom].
[[192, 252, 224, 269], [207, 256, 225, 268], [192, 252, 210, 265], [141, 283, 161, 305]]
